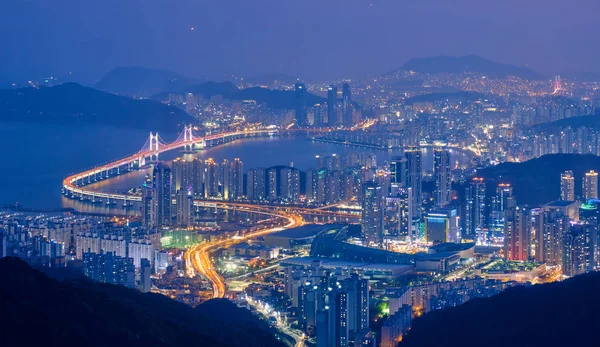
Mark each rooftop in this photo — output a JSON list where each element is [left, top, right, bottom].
[[268, 224, 342, 239]]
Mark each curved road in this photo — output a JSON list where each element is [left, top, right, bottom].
[[185, 208, 303, 298]]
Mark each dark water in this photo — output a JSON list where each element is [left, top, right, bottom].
[[0, 122, 472, 211]]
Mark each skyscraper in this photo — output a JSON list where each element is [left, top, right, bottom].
[[389, 156, 407, 193], [152, 162, 171, 227], [342, 83, 352, 127], [204, 158, 219, 198], [560, 170, 575, 201], [562, 224, 597, 277], [267, 168, 278, 201], [220, 159, 230, 200], [404, 148, 422, 219], [504, 206, 531, 261], [192, 158, 204, 198], [583, 170, 598, 201], [361, 182, 385, 246], [491, 183, 514, 235], [327, 85, 338, 126], [295, 82, 308, 126], [433, 148, 451, 207], [247, 168, 266, 201], [464, 177, 486, 242], [229, 158, 244, 200], [175, 189, 192, 227], [280, 167, 300, 202]]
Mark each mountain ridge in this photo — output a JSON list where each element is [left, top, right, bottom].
[[395, 55, 544, 80], [0, 83, 195, 132]]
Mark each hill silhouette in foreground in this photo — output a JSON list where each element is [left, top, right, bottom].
[[0, 83, 195, 132], [478, 154, 600, 206], [401, 272, 600, 347], [0, 258, 283, 347], [397, 55, 543, 80]]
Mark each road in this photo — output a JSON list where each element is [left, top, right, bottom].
[[185, 208, 303, 299]]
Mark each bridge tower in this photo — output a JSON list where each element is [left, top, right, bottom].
[[149, 132, 160, 162], [183, 124, 194, 152]]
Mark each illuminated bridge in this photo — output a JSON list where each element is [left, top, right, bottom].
[[62, 125, 360, 222]]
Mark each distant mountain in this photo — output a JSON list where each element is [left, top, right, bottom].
[[95, 67, 197, 96], [404, 91, 486, 105], [401, 272, 600, 347], [243, 73, 298, 87], [0, 83, 195, 132], [0, 258, 283, 347], [156, 83, 325, 110], [477, 154, 600, 206], [396, 55, 544, 80]]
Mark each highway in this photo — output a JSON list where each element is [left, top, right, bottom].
[[185, 208, 303, 298]]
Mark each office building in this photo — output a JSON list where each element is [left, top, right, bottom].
[[361, 182, 385, 246], [425, 208, 459, 244], [433, 148, 451, 207], [560, 170, 575, 201], [583, 170, 598, 201]]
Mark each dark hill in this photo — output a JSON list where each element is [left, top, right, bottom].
[[95, 67, 196, 96], [535, 114, 600, 131], [0, 257, 283, 347], [397, 55, 543, 80], [478, 154, 600, 206], [0, 83, 195, 132], [400, 272, 600, 347], [244, 73, 298, 86]]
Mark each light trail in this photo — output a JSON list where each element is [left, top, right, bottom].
[[185, 207, 303, 299]]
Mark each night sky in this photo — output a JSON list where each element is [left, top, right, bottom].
[[1, 0, 598, 82]]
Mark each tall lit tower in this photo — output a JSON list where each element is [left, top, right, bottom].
[[433, 148, 451, 207], [560, 170, 575, 201], [361, 182, 385, 246], [229, 158, 244, 200], [327, 85, 338, 126], [151, 162, 172, 227], [342, 83, 352, 127], [464, 177, 486, 242], [404, 147, 422, 219], [295, 82, 308, 126]]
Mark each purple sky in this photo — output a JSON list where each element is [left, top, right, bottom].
[[1, 0, 598, 82]]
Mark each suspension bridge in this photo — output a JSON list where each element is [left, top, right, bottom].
[[62, 126, 277, 203]]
